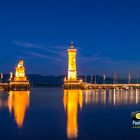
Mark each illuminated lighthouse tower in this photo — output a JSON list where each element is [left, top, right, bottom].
[[64, 41, 83, 89], [68, 41, 77, 81]]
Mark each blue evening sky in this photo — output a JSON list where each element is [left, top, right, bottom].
[[0, 0, 140, 77]]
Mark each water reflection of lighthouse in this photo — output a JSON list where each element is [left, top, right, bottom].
[[63, 90, 83, 139], [8, 91, 30, 128]]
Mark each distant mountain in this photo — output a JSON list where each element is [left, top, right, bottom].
[[1, 74, 139, 86], [2, 74, 65, 86], [28, 74, 64, 86]]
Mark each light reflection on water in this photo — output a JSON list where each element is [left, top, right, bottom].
[[82, 89, 140, 106], [0, 91, 30, 128], [8, 91, 30, 128], [63, 90, 83, 139], [63, 89, 140, 139], [0, 88, 140, 140]]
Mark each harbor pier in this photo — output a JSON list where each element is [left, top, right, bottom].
[[0, 83, 9, 91], [83, 83, 140, 90], [63, 42, 140, 90]]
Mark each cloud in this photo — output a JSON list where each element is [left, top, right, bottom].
[[13, 40, 43, 49], [13, 40, 66, 50], [13, 40, 120, 64], [79, 56, 120, 64], [13, 40, 67, 63], [13, 40, 66, 57], [23, 51, 66, 62]]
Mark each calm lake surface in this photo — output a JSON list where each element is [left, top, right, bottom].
[[0, 87, 140, 140]]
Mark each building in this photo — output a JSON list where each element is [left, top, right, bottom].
[[9, 60, 30, 91], [64, 42, 85, 89], [14, 60, 27, 81]]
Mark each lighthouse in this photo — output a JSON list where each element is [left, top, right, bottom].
[[64, 42, 84, 89], [68, 41, 77, 81]]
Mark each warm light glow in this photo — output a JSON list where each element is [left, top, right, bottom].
[[82, 89, 140, 105], [14, 60, 27, 81], [10, 72, 13, 79], [68, 43, 77, 81], [7, 92, 13, 113], [64, 77, 67, 81], [63, 90, 83, 139], [8, 91, 30, 128]]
